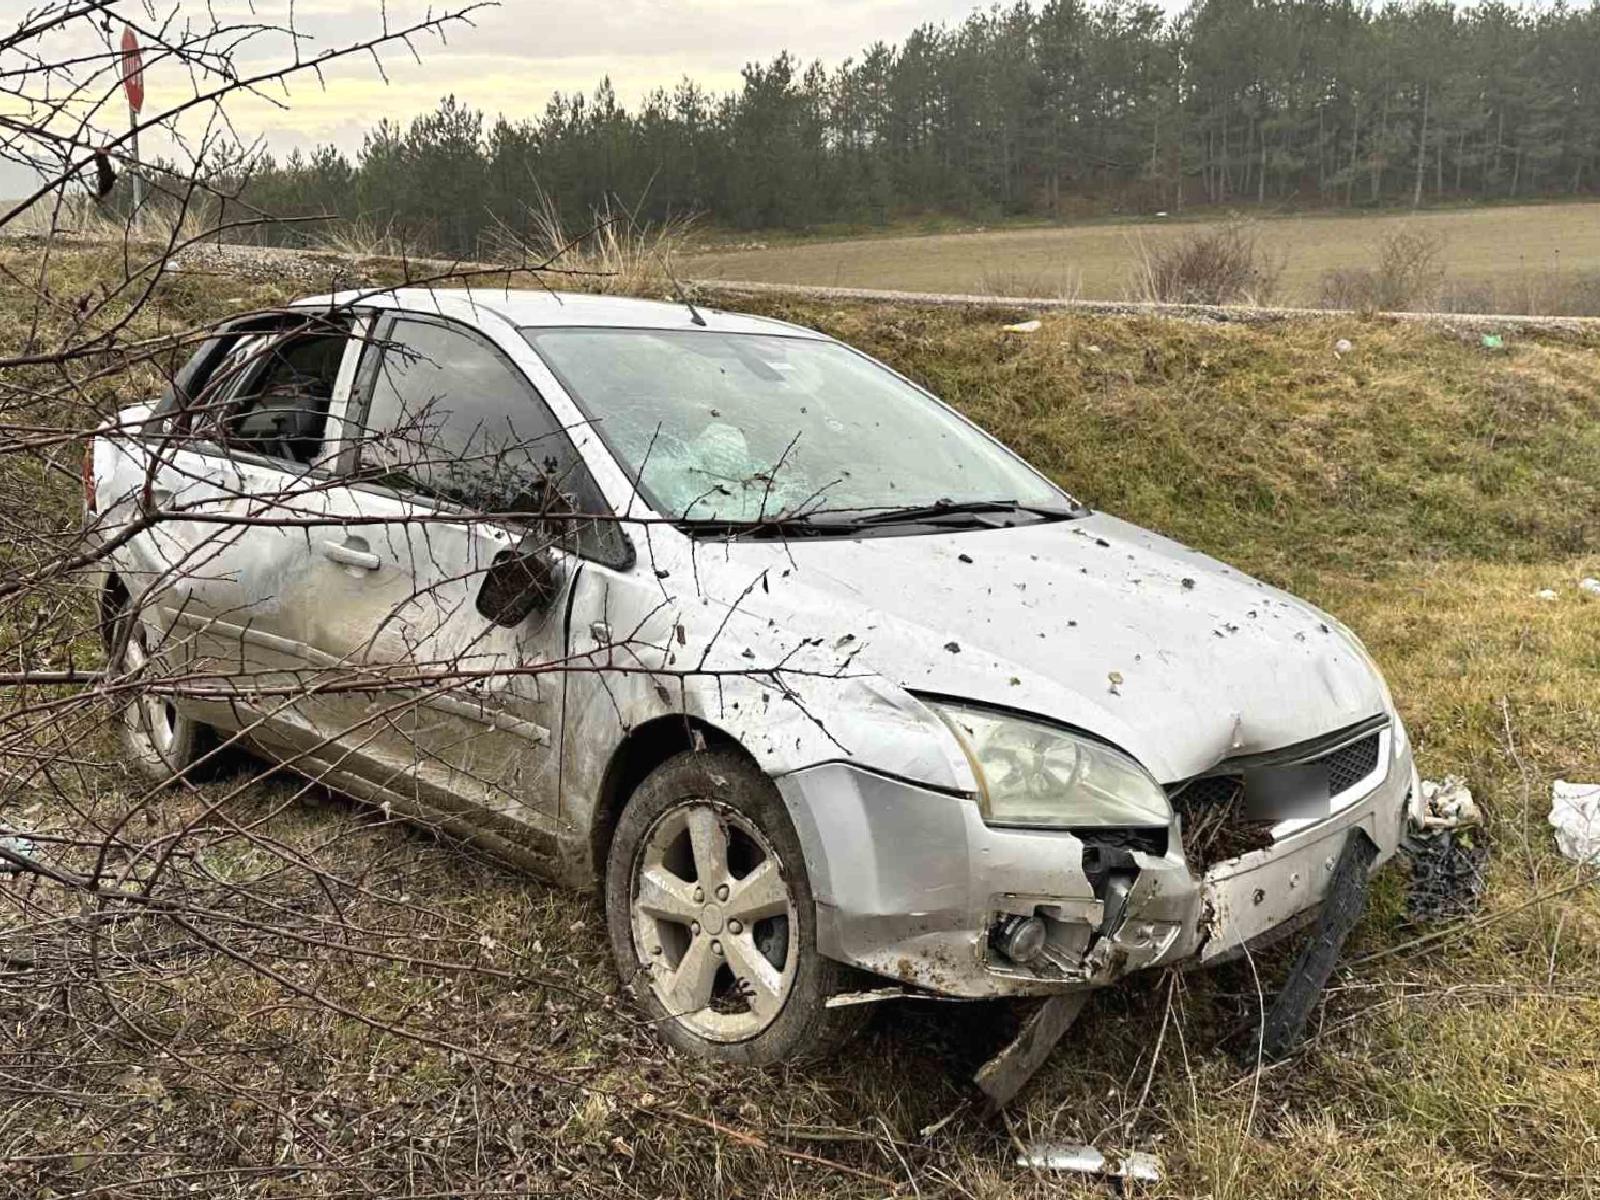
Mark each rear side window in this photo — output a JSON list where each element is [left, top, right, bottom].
[[354, 316, 629, 567], [195, 328, 348, 465], [149, 314, 353, 469]]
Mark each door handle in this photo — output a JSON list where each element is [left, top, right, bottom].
[[320, 538, 381, 571]]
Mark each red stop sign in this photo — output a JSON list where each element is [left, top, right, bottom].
[[121, 27, 144, 113]]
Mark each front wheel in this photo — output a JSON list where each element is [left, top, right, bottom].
[[604, 749, 864, 1064]]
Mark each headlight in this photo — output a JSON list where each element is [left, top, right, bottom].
[[928, 701, 1171, 829]]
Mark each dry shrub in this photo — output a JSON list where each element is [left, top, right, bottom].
[[1319, 228, 1445, 313], [1125, 219, 1284, 306], [487, 189, 696, 295]]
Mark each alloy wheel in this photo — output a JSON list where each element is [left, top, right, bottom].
[[629, 799, 797, 1042]]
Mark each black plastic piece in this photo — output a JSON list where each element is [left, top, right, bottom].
[[1251, 829, 1378, 1062]]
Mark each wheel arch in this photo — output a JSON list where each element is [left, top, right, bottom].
[[99, 571, 131, 652], [588, 714, 756, 887]]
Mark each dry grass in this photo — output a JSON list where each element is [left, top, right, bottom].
[[484, 191, 697, 295], [976, 262, 1083, 300], [684, 201, 1600, 312], [4, 248, 1600, 1197], [5, 189, 222, 246], [311, 217, 421, 259]]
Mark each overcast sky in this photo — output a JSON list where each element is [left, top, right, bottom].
[[224, 0, 1002, 156], [7, 0, 1189, 198]]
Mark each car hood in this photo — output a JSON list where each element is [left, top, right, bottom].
[[703, 512, 1388, 784]]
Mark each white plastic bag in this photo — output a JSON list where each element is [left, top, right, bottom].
[[1550, 781, 1600, 866]]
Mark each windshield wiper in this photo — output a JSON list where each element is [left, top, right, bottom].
[[676, 499, 1086, 539], [842, 498, 1085, 528], [676, 513, 860, 539]]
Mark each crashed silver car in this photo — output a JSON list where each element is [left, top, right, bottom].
[[87, 289, 1421, 1075]]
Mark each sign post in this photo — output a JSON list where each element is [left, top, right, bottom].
[[120, 27, 145, 212]]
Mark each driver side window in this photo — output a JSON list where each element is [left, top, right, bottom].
[[354, 316, 630, 567]]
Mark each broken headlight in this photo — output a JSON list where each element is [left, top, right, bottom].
[[930, 702, 1171, 829]]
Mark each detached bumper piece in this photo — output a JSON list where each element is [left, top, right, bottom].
[[1253, 828, 1378, 1062], [973, 990, 1089, 1110]]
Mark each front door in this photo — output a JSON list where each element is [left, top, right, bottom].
[[289, 313, 630, 858]]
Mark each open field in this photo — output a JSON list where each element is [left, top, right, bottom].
[[4, 246, 1600, 1198], [685, 201, 1600, 309]]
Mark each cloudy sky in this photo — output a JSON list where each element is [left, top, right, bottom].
[[215, 0, 996, 157], [9, 0, 1196, 198]]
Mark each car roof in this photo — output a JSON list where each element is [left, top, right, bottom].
[[291, 288, 829, 340]]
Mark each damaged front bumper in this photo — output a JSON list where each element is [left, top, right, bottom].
[[777, 728, 1416, 999]]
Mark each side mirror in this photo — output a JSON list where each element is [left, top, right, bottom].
[[476, 531, 562, 627]]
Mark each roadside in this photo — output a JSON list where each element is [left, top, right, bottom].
[[148, 239, 1600, 336], [4, 240, 1598, 1199]]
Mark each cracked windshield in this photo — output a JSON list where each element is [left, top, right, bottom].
[[524, 328, 1062, 522]]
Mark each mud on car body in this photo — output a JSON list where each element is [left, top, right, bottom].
[[85, 289, 1422, 1067]]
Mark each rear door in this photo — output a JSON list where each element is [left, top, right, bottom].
[[135, 312, 371, 737], [291, 313, 631, 854]]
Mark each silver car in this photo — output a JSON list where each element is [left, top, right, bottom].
[[87, 289, 1421, 1070]]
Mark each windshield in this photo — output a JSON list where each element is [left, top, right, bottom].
[[522, 328, 1064, 523]]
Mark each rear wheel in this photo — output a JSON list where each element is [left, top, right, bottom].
[[604, 749, 864, 1064], [107, 600, 206, 783]]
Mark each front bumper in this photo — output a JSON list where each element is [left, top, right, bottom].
[[776, 735, 1417, 999]]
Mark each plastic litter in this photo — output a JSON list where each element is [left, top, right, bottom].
[[1535, 588, 1558, 601], [1002, 319, 1042, 334], [1481, 333, 1506, 350], [1579, 578, 1600, 599], [1404, 777, 1487, 923], [1418, 776, 1481, 830], [1550, 781, 1600, 867], [1017, 1143, 1162, 1182], [1334, 337, 1354, 357]]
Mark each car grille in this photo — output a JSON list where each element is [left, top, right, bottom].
[[1325, 732, 1382, 796], [1170, 727, 1384, 873]]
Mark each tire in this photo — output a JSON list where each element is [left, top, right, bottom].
[[604, 748, 865, 1065], [106, 599, 208, 784]]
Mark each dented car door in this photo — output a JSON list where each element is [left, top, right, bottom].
[[287, 313, 628, 855]]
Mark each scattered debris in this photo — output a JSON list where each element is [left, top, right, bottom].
[[1251, 832, 1378, 1061], [974, 992, 1088, 1109], [1480, 333, 1506, 351], [1017, 1142, 1163, 1183], [1550, 780, 1600, 867], [1417, 776, 1481, 830], [1002, 319, 1042, 334], [1404, 777, 1487, 922], [1333, 337, 1354, 357], [1535, 588, 1558, 601], [1580, 578, 1600, 599]]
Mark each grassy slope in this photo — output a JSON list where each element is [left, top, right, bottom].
[[683, 200, 1600, 307], [6, 249, 1600, 1198]]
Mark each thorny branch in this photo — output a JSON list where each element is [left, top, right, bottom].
[[0, 4, 904, 1197]]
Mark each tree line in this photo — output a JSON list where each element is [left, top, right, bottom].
[[235, 0, 1600, 254]]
